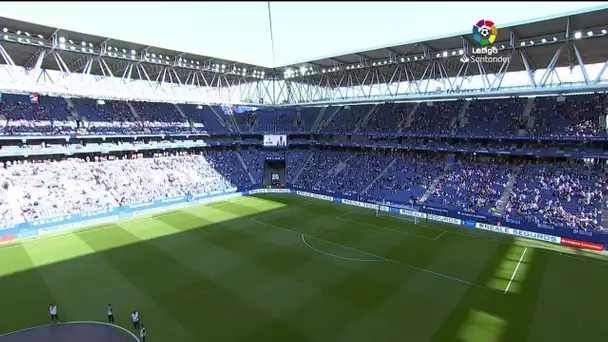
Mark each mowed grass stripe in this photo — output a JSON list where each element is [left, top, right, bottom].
[[245, 199, 504, 341], [526, 252, 608, 342], [3, 195, 608, 342], [254, 200, 500, 287], [337, 211, 443, 240], [75, 222, 269, 342], [122, 198, 326, 340], [170, 199, 360, 340], [429, 240, 515, 342], [21, 233, 185, 337], [0, 245, 58, 333], [259, 199, 514, 341], [167, 201, 374, 332], [247, 197, 448, 340]]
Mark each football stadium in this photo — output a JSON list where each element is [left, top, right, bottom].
[[1, 3, 608, 342]]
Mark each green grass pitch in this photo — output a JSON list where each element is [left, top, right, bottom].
[[1, 194, 607, 342]]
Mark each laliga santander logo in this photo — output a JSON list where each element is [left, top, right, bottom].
[[462, 19, 508, 64], [472, 19, 498, 46]]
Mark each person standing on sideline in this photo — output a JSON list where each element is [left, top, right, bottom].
[[131, 310, 140, 329], [107, 304, 115, 323], [140, 324, 147, 342], [49, 304, 59, 323]]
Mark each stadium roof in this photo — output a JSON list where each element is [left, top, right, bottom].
[[280, 9, 608, 82], [0, 16, 264, 85], [0, 8, 606, 86]]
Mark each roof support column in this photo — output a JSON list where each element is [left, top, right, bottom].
[[98, 58, 114, 78], [436, 60, 454, 92], [0, 43, 16, 66], [572, 43, 590, 85], [52, 51, 71, 75], [33, 50, 46, 71], [453, 59, 470, 92], [490, 51, 512, 91], [594, 60, 608, 85], [565, 16, 574, 69], [475, 59, 491, 90], [417, 63, 432, 94], [538, 46, 562, 87], [400, 64, 415, 94], [519, 51, 537, 88], [121, 62, 134, 83]]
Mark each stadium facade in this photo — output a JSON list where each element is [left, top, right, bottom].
[[0, 9, 607, 254]]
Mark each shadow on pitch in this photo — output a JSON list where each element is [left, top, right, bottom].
[[0, 194, 604, 342]]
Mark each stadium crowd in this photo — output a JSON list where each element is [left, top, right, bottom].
[[506, 162, 603, 231], [0, 93, 605, 137], [0, 151, 247, 224], [0, 92, 605, 233], [3, 147, 603, 232]]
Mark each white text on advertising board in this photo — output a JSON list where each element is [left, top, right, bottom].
[[399, 209, 426, 219], [476, 223, 561, 244], [341, 199, 378, 210], [428, 214, 461, 225], [295, 191, 334, 201], [249, 189, 291, 194]]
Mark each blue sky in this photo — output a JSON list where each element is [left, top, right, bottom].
[[2, 2, 607, 67]]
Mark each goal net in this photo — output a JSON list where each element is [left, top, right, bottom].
[[375, 200, 423, 225]]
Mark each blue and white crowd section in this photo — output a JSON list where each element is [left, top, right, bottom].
[[0, 92, 607, 252]]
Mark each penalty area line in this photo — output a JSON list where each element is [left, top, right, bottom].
[[286, 196, 608, 266], [300, 234, 386, 263], [250, 217, 502, 294], [504, 247, 527, 294]]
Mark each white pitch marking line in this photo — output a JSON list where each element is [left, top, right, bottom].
[[434, 230, 448, 241], [0, 321, 140, 341], [504, 247, 527, 294], [250, 217, 501, 293], [285, 196, 608, 266], [300, 234, 385, 263], [335, 215, 436, 241]]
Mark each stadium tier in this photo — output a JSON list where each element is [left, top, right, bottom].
[[1, 94, 606, 136], [1, 146, 604, 234], [1, 92, 606, 245]]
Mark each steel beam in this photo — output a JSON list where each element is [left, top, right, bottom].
[[538, 46, 562, 87], [572, 43, 590, 85], [595, 61, 608, 84], [519, 50, 537, 88], [0, 44, 16, 66]]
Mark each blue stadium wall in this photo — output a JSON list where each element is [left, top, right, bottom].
[[0, 187, 605, 253]]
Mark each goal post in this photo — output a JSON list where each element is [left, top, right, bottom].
[[375, 199, 421, 224]]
